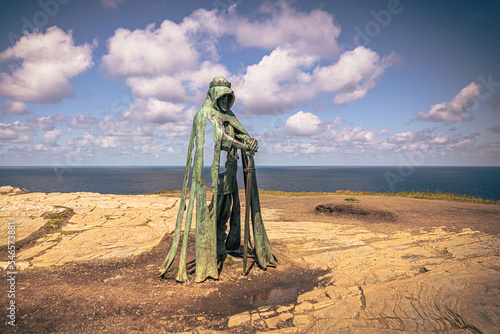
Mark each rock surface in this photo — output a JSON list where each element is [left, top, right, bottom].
[[1, 190, 499, 333], [0, 192, 179, 267]]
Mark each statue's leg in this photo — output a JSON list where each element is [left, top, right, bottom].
[[226, 189, 241, 250], [216, 193, 231, 261]]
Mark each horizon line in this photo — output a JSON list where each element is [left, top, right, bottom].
[[1, 165, 500, 168]]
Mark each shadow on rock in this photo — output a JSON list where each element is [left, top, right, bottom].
[[315, 203, 397, 221]]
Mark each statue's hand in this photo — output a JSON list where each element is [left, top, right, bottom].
[[245, 138, 259, 155]]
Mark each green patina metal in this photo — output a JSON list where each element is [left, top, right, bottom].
[[159, 76, 278, 283]]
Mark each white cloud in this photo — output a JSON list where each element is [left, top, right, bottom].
[[387, 129, 445, 145], [2, 100, 29, 114], [98, 115, 156, 137], [0, 26, 94, 104], [101, 136, 119, 148], [43, 129, 62, 146], [284, 111, 323, 136], [416, 82, 481, 122], [330, 126, 377, 143], [67, 132, 95, 148], [226, 0, 341, 58], [121, 98, 186, 124], [235, 46, 401, 114], [431, 136, 449, 144], [0, 125, 20, 141], [273, 142, 298, 154], [270, 120, 391, 159], [102, 22, 198, 78], [101, 0, 124, 8], [446, 138, 477, 152], [283, 111, 341, 137], [314, 47, 402, 104], [0, 121, 31, 143], [116, 98, 196, 138], [102, 17, 229, 103], [160, 122, 193, 139], [0, 115, 66, 144], [389, 130, 415, 143], [126, 76, 189, 103], [125, 62, 229, 103], [27, 115, 66, 131], [69, 114, 99, 129], [235, 46, 318, 114], [101, 4, 399, 114]]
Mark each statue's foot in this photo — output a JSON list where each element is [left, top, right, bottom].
[[217, 240, 228, 262], [217, 249, 227, 262], [226, 235, 240, 251]]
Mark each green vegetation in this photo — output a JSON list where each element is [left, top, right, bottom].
[[46, 220, 61, 229], [42, 207, 75, 229], [344, 197, 360, 202], [0, 207, 75, 260], [152, 189, 183, 194]]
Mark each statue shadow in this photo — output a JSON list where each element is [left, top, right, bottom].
[[221, 246, 258, 276], [187, 259, 196, 275]]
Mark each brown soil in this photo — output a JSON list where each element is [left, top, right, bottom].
[[4, 233, 325, 333], [2, 193, 499, 333], [258, 193, 500, 236]]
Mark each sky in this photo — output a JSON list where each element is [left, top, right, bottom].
[[0, 0, 499, 167]]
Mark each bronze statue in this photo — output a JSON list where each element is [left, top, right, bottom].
[[159, 76, 278, 282]]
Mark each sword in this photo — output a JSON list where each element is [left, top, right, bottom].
[[242, 154, 254, 275]]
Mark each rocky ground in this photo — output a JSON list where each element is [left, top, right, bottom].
[[0, 185, 499, 333]]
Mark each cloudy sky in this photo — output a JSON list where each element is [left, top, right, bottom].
[[0, 0, 499, 166]]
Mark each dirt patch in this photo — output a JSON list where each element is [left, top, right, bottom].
[[315, 203, 397, 221], [254, 194, 500, 235], [3, 232, 325, 333]]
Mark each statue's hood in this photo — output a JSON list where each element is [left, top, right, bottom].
[[206, 85, 235, 112]]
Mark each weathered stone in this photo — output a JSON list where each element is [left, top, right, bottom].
[[294, 302, 314, 313], [323, 286, 343, 301], [276, 305, 294, 313], [227, 312, 251, 327], [250, 310, 261, 322], [259, 310, 277, 318], [313, 298, 339, 310], [0, 186, 23, 193], [264, 316, 283, 329], [0, 192, 179, 267], [278, 312, 293, 322], [296, 288, 327, 303], [292, 314, 312, 327]]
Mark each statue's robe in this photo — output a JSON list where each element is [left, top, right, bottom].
[[159, 84, 278, 283]]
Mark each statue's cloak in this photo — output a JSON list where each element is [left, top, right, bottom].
[[159, 83, 278, 283]]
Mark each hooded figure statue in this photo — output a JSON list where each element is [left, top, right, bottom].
[[159, 76, 278, 283]]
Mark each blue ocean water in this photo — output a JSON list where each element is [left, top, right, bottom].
[[0, 166, 499, 200]]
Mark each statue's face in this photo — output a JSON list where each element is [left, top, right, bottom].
[[218, 95, 229, 112]]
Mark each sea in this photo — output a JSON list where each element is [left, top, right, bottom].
[[0, 166, 499, 200]]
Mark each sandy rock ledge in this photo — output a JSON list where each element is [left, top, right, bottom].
[[1, 190, 499, 333]]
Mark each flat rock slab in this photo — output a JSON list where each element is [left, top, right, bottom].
[[0, 192, 179, 267]]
